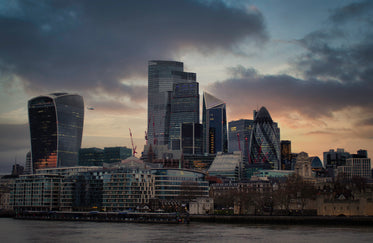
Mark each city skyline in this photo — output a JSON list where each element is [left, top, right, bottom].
[[1, 0, 373, 172]]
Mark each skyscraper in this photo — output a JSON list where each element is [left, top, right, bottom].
[[169, 73, 199, 150], [28, 93, 84, 170], [147, 60, 199, 149], [280, 140, 292, 170], [228, 119, 254, 162], [202, 92, 227, 154], [248, 107, 280, 170]]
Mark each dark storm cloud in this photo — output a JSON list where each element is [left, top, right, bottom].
[[210, 66, 372, 120], [0, 0, 267, 105], [330, 0, 373, 24], [210, 1, 373, 127], [0, 124, 29, 152]]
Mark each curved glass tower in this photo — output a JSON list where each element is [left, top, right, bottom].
[[249, 107, 280, 169], [28, 93, 84, 170]]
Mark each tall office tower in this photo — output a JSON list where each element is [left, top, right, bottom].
[[202, 92, 228, 154], [228, 119, 254, 162], [147, 60, 198, 148], [280, 140, 292, 170], [28, 93, 84, 170], [169, 73, 199, 150], [249, 107, 281, 170], [181, 123, 203, 155]]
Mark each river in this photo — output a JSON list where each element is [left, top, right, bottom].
[[1, 218, 372, 242]]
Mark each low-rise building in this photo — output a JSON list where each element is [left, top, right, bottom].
[[189, 197, 214, 214]]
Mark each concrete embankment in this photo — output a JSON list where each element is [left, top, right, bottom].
[[189, 215, 373, 226]]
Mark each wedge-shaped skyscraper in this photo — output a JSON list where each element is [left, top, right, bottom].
[[202, 92, 227, 154], [28, 93, 84, 170], [248, 107, 280, 169]]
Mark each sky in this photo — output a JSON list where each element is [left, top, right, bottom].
[[1, 0, 373, 172]]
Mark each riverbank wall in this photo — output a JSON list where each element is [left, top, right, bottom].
[[190, 215, 373, 226]]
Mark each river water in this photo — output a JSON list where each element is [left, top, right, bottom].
[[1, 218, 372, 242]]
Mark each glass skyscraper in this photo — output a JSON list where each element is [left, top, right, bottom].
[[147, 60, 199, 149], [228, 119, 254, 162], [28, 93, 84, 170], [248, 107, 280, 170], [202, 92, 227, 154]]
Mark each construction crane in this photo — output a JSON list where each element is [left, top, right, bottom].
[[129, 128, 137, 157], [237, 133, 241, 151]]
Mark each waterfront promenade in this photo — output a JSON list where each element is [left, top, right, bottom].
[[9, 210, 373, 226]]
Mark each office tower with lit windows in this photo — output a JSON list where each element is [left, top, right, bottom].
[[147, 60, 199, 149], [281, 140, 292, 170], [202, 92, 228, 154], [248, 107, 281, 170], [228, 119, 254, 162], [28, 93, 84, 170]]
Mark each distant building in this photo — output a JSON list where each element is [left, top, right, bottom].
[[11, 164, 24, 176], [323, 148, 351, 168], [28, 93, 84, 169], [24, 151, 32, 174], [151, 168, 209, 201], [249, 107, 281, 170], [309, 156, 323, 171], [104, 147, 132, 164], [79, 148, 105, 166], [338, 157, 372, 179], [35, 166, 102, 177], [202, 92, 228, 154], [228, 119, 254, 162], [280, 140, 292, 170], [294, 152, 312, 179], [352, 149, 368, 158], [208, 151, 243, 181], [181, 123, 203, 155]]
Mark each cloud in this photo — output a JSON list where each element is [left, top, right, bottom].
[[209, 0, 373, 126], [330, 0, 373, 24], [0, 0, 267, 111], [0, 124, 30, 152], [209, 67, 373, 121]]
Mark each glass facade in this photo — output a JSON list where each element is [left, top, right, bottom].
[[181, 123, 203, 155], [147, 60, 183, 146], [202, 92, 227, 154], [28, 93, 84, 170], [103, 147, 132, 164], [249, 107, 281, 170], [147, 61, 199, 149], [281, 140, 292, 170], [228, 119, 254, 162], [169, 79, 199, 150], [208, 152, 242, 181], [79, 148, 104, 166], [102, 168, 154, 211], [151, 168, 209, 200]]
